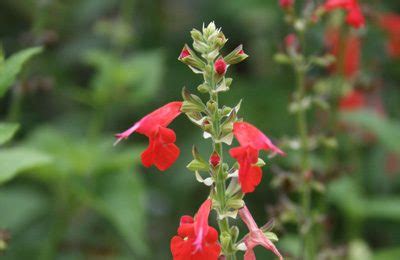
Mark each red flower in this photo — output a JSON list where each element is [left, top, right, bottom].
[[239, 206, 283, 260], [179, 46, 190, 60], [325, 27, 361, 78], [279, 0, 294, 9], [324, 0, 353, 10], [115, 102, 182, 171], [379, 13, 400, 58], [170, 199, 221, 260], [345, 4, 365, 28], [339, 90, 365, 111], [229, 122, 284, 193], [214, 58, 227, 75], [324, 0, 365, 28]]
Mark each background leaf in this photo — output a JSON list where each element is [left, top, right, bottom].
[[0, 47, 43, 98], [340, 110, 400, 154], [0, 123, 19, 145], [0, 147, 51, 184]]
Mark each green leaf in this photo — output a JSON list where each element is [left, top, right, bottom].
[[0, 47, 43, 98], [0, 186, 48, 231], [0, 147, 51, 185], [363, 197, 400, 221], [0, 123, 19, 145], [340, 110, 400, 154], [373, 247, 400, 260], [92, 171, 148, 256]]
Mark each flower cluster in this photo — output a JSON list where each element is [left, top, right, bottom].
[[324, 0, 365, 28], [115, 22, 283, 259]]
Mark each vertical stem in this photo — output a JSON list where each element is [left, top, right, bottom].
[[294, 31, 314, 260], [295, 67, 314, 260], [208, 62, 236, 259]]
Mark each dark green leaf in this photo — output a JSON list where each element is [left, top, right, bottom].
[[0, 47, 43, 98]]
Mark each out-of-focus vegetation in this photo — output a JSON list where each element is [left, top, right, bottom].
[[0, 0, 399, 259]]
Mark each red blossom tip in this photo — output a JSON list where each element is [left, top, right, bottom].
[[209, 152, 221, 167], [285, 34, 299, 50], [279, 0, 294, 9], [214, 58, 227, 75], [178, 46, 190, 60]]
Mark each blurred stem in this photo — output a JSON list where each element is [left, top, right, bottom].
[[7, 85, 22, 122], [295, 31, 315, 260], [39, 181, 71, 260]]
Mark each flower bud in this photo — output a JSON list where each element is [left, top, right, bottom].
[[209, 151, 220, 167], [178, 46, 190, 60], [224, 45, 248, 65], [190, 29, 203, 42], [178, 45, 206, 70], [216, 32, 228, 48], [285, 34, 300, 54], [214, 58, 227, 75], [279, 0, 294, 9]]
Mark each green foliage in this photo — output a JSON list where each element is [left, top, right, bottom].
[[0, 186, 48, 232], [84, 49, 164, 106], [22, 126, 148, 256], [0, 123, 19, 145], [0, 47, 42, 98], [0, 147, 50, 185], [341, 110, 400, 154]]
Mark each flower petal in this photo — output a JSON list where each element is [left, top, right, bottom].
[[193, 199, 212, 252], [233, 122, 284, 155], [115, 101, 182, 142], [141, 126, 180, 171]]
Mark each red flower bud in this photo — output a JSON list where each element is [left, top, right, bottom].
[[209, 152, 220, 167], [279, 0, 294, 9], [178, 47, 190, 60], [238, 49, 245, 55], [214, 58, 227, 75], [285, 34, 297, 49]]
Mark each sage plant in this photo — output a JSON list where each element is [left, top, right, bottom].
[[275, 0, 365, 259], [116, 22, 284, 260]]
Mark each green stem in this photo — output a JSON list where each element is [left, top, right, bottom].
[[294, 33, 314, 259], [207, 62, 236, 259]]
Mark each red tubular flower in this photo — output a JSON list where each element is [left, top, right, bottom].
[[229, 122, 284, 193], [324, 0, 353, 10], [339, 90, 365, 111], [115, 102, 183, 171], [325, 27, 361, 79], [239, 206, 283, 260], [324, 0, 365, 28], [379, 13, 400, 58], [214, 58, 227, 75], [345, 4, 365, 28], [279, 0, 294, 9], [170, 199, 221, 260]]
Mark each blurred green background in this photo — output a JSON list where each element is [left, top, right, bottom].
[[0, 0, 399, 259]]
